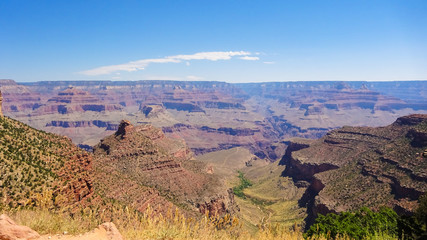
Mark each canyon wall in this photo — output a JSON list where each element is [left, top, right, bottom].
[[279, 114, 427, 225]]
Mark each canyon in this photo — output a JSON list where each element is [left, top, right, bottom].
[[280, 114, 427, 225], [1, 79, 427, 230], [0, 115, 237, 217], [1, 79, 426, 161]]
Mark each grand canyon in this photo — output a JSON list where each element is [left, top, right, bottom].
[[2, 1, 427, 239], [2, 79, 426, 160], [0, 79, 426, 239]]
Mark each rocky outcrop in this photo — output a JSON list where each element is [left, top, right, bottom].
[[0, 214, 40, 240], [197, 189, 238, 215], [280, 114, 427, 226], [140, 104, 164, 117], [93, 121, 237, 216]]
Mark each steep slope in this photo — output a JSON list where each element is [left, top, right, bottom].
[[92, 120, 237, 216], [280, 114, 427, 225], [0, 116, 93, 209]]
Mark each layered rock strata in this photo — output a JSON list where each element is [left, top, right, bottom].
[[280, 114, 427, 225], [92, 120, 237, 216]]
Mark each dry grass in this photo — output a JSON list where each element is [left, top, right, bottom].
[[2, 205, 398, 240], [2, 205, 309, 240]]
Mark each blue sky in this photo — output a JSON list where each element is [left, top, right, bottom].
[[1, 0, 426, 82]]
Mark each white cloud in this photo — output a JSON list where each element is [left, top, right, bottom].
[[186, 75, 204, 81], [263, 61, 275, 64], [79, 51, 257, 76], [186, 62, 190, 66], [240, 56, 260, 61], [169, 51, 251, 61]]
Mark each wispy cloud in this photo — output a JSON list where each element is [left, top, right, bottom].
[[79, 51, 258, 76], [240, 56, 260, 61], [263, 61, 275, 64]]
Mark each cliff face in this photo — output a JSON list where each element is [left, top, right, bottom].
[[92, 120, 237, 216], [34, 87, 122, 115], [280, 114, 427, 224], [0, 79, 42, 114]]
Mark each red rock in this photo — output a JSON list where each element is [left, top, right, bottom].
[[93, 121, 237, 216], [0, 214, 40, 240], [280, 114, 427, 224]]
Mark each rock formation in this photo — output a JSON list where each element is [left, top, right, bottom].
[[0, 214, 40, 240], [280, 114, 427, 226], [92, 120, 237, 216], [0, 79, 42, 115], [35, 87, 122, 115]]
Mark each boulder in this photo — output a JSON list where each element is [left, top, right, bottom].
[[0, 214, 40, 240], [98, 223, 123, 240]]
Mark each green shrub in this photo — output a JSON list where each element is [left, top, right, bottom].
[[416, 193, 427, 230], [305, 207, 398, 240], [232, 171, 252, 198]]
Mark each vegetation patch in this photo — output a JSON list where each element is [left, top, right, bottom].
[[306, 195, 427, 240], [232, 171, 253, 199]]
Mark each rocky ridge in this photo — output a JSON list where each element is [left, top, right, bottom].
[[0, 111, 237, 218], [280, 114, 427, 225], [92, 120, 237, 216]]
